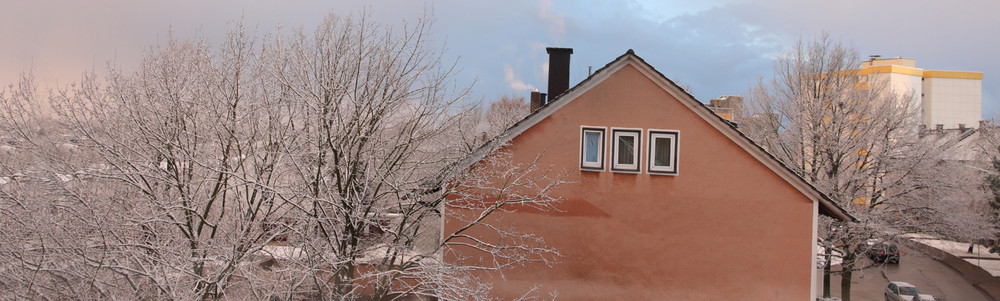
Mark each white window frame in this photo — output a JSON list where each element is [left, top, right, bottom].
[[611, 128, 642, 173], [579, 126, 606, 171], [648, 129, 679, 175]]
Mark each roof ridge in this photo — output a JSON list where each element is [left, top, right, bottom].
[[422, 49, 854, 222]]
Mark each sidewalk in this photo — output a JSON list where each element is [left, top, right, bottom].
[[904, 233, 1000, 300], [905, 233, 1000, 276]]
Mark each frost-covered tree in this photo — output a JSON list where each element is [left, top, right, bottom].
[[452, 95, 530, 154], [0, 13, 561, 300], [0, 23, 305, 299], [973, 121, 1000, 252], [742, 33, 990, 301], [259, 14, 561, 300], [484, 95, 529, 138]]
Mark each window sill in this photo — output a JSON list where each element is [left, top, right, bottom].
[[648, 170, 678, 176]]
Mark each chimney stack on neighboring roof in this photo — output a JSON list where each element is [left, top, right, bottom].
[[530, 90, 543, 112], [546, 47, 573, 102]]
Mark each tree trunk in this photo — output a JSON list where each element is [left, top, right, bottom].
[[840, 252, 855, 301], [823, 252, 832, 298], [840, 268, 852, 301]]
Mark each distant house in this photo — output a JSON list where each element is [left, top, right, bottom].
[[442, 48, 853, 300]]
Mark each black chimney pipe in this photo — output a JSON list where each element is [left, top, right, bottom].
[[546, 47, 573, 102]]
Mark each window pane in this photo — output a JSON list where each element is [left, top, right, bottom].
[[654, 137, 672, 167], [618, 136, 634, 165], [585, 132, 600, 163]]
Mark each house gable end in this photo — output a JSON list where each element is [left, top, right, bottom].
[[432, 50, 851, 222]]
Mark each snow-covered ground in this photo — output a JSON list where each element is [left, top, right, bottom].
[[258, 243, 424, 265]]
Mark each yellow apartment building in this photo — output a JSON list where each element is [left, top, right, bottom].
[[860, 57, 982, 130]]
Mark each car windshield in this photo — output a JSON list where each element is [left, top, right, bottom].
[[898, 286, 920, 295]]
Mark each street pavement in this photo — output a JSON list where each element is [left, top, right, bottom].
[[816, 244, 991, 300]]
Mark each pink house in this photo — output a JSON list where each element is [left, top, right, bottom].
[[444, 48, 852, 300]]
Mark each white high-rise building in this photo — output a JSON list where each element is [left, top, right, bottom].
[[860, 57, 982, 129]]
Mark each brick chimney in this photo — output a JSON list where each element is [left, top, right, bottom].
[[530, 91, 543, 112], [546, 47, 573, 102]]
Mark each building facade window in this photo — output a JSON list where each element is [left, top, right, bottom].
[[648, 130, 679, 175], [580, 127, 606, 170], [611, 128, 641, 172]]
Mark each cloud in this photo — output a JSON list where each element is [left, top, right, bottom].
[[536, 0, 566, 41], [504, 64, 534, 92], [3, 0, 997, 118], [537, 1, 780, 103]]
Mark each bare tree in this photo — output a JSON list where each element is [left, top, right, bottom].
[[972, 121, 1000, 252], [484, 95, 529, 138], [0, 23, 296, 299], [451, 95, 530, 154], [260, 15, 562, 299], [0, 13, 561, 300], [742, 33, 990, 301], [453, 103, 487, 154]]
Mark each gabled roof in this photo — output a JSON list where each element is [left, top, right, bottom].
[[429, 49, 854, 222]]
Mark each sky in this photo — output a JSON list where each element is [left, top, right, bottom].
[[2, 0, 998, 117]]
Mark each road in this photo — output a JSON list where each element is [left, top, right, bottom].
[[816, 245, 991, 300]]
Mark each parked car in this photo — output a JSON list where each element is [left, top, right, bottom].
[[885, 281, 935, 301], [868, 242, 900, 264]]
